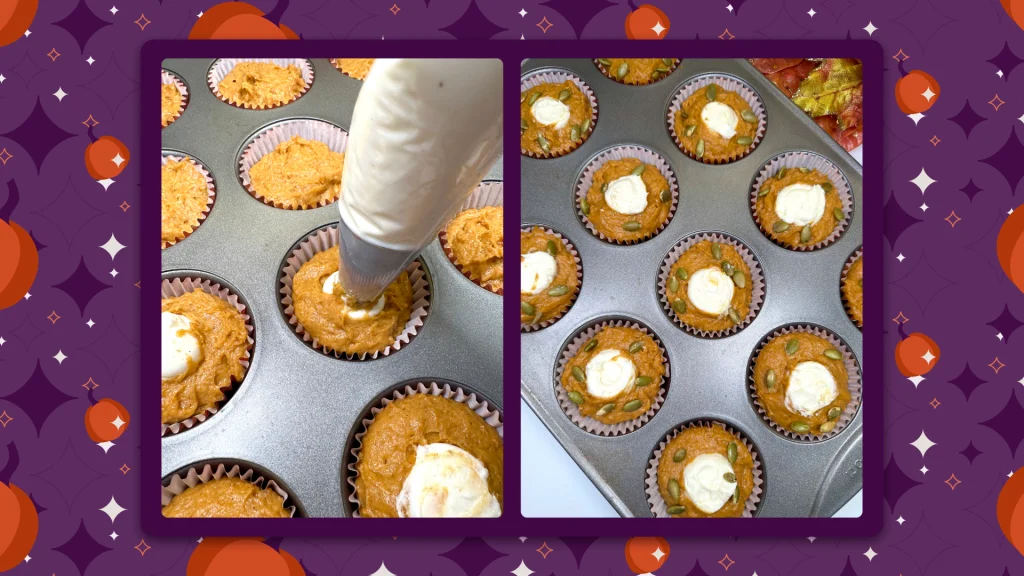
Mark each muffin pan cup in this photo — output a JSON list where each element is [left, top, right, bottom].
[[161, 69, 189, 127], [667, 73, 767, 164], [520, 68, 599, 159], [841, 246, 864, 329], [520, 225, 583, 332], [208, 58, 315, 109], [520, 58, 863, 518], [160, 58, 503, 518], [593, 58, 681, 86], [438, 181, 505, 295], [161, 461, 302, 518], [161, 152, 216, 249]]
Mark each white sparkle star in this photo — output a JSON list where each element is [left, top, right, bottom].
[[651, 547, 665, 561], [369, 563, 396, 576], [727, 4, 733, 12], [922, 349, 936, 364], [54, 350, 67, 364], [1018, 375, 1024, 387], [23, 293, 30, 300], [808, 8, 816, 17], [651, 21, 666, 36], [110, 269, 118, 278], [198, 537, 203, 543], [110, 5, 118, 15], [920, 465, 929, 474], [908, 375, 925, 388], [896, 253, 906, 262], [922, 87, 936, 102], [100, 233, 126, 259], [864, 547, 877, 561], [100, 496, 126, 522], [897, 516, 905, 525], [97, 441, 115, 453], [520, 34, 525, 40], [112, 415, 126, 430], [53, 87, 68, 101], [24, 555, 30, 563], [23, 30, 30, 37], [0, 74, 6, 83], [0, 337, 5, 346], [920, 202, 929, 212], [1018, 112, 1024, 125], [911, 431, 936, 456], [997, 332, 1004, 341], [86, 56, 95, 65], [1010, 208, 1016, 215], [863, 22, 878, 36], [909, 112, 926, 125], [997, 70, 1004, 78], [110, 531, 118, 541], [112, 153, 125, 167], [87, 319, 95, 328], [197, 11, 204, 17], [1010, 470, 1015, 477], [511, 561, 535, 576], [519, 8, 527, 17], [807, 536, 816, 542], [518, 536, 527, 542], [97, 178, 115, 190], [910, 168, 937, 194]]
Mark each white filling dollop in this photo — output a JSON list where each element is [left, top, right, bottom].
[[521, 251, 558, 295], [323, 271, 386, 319], [396, 443, 501, 518], [584, 349, 636, 399], [686, 267, 735, 316], [604, 174, 648, 215], [683, 453, 737, 514], [700, 101, 739, 139], [161, 312, 201, 380], [785, 361, 839, 417], [774, 183, 827, 226], [531, 96, 571, 130]]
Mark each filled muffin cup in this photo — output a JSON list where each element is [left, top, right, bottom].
[[555, 318, 670, 436], [161, 462, 301, 518], [207, 58, 314, 109], [161, 69, 189, 127], [279, 225, 431, 360], [520, 68, 598, 159], [345, 380, 504, 518], [238, 118, 349, 210], [644, 419, 764, 518], [330, 58, 374, 80], [161, 152, 216, 249], [575, 144, 679, 245], [667, 73, 767, 164], [593, 58, 680, 86], [657, 232, 765, 338], [750, 150, 853, 251], [520, 225, 582, 332], [160, 275, 253, 436], [439, 181, 504, 295], [841, 246, 864, 329], [747, 324, 862, 442]]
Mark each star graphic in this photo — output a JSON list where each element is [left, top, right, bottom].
[[47, 311, 60, 324], [0, 411, 12, 427], [718, 554, 735, 570], [727, 4, 733, 11], [134, 14, 151, 30], [807, 536, 816, 542], [86, 56, 95, 65], [808, 8, 816, 17], [910, 431, 936, 456], [98, 178, 115, 190], [908, 375, 924, 388], [120, 463, 130, 474], [536, 16, 552, 33], [47, 48, 60, 61], [110, 6, 118, 15], [989, 94, 1005, 111], [134, 539, 150, 556], [369, 564, 396, 576], [82, 377, 98, 391], [945, 211, 960, 227], [930, 135, 940, 146], [389, 4, 400, 15], [536, 542, 553, 559], [0, 149, 10, 165], [519, 8, 527, 17], [100, 496, 126, 522], [652, 546, 665, 561], [920, 202, 928, 212], [0, 336, 6, 346], [112, 415, 126, 430], [864, 22, 878, 36], [86, 319, 95, 328], [100, 234, 126, 259], [864, 547, 878, 561], [112, 153, 125, 167], [0, 74, 5, 83], [945, 473, 961, 490], [896, 253, 906, 262], [719, 28, 735, 39], [651, 20, 666, 36], [892, 48, 909, 62], [54, 87, 68, 101], [910, 168, 936, 193], [922, 86, 936, 102], [922, 349, 936, 364], [1019, 112, 1024, 124], [110, 531, 118, 541], [54, 350, 68, 364], [120, 201, 130, 212], [990, 357, 1005, 373], [109, 269, 118, 278], [921, 465, 929, 474], [892, 311, 909, 323], [908, 112, 926, 125], [930, 398, 941, 409], [897, 516, 905, 525], [511, 561, 534, 576], [23, 30, 30, 37]]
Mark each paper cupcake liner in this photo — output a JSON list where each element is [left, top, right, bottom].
[[345, 380, 504, 518], [238, 118, 349, 210], [329, 58, 373, 80], [841, 246, 864, 329], [279, 225, 430, 360], [644, 419, 764, 518], [207, 58, 314, 109], [160, 276, 254, 437], [747, 324, 862, 442], [161, 69, 188, 127], [161, 462, 300, 518], [750, 151, 853, 251], [161, 152, 216, 249], [520, 68, 598, 159], [439, 181, 504, 295], [575, 145, 679, 245], [520, 225, 583, 332], [667, 73, 767, 164], [555, 318, 670, 436], [593, 58, 680, 86], [657, 232, 764, 338]]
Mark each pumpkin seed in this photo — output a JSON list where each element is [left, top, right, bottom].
[[785, 339, 800, 355], [775, 167, 787, 180], [662, 58, 675, 67], [833, 207, 844, 222], [732, 271, 746, 288], [706, 84, 718, 100], [668, 276, 679, 293], [673, 448, 687, 462], [616, 62, 628, 78], [668, 478, 681, 501], [598, 58, 612, 66], [728, 307, 741, 324], [547, 285, 569, 297], [741, 109, 757, 123], [758, 187, 771, 197], [696, 139, 705, 158], [584, 339, 598, 353], [558, 89, 571, 101], [791, 421, 811, 433], [581, 117, 591, 134], [571, 366, 585, 382], [723, 472, 737, 483], [727, 442, 738, 464], [679, 110, 688, 119], [667, 505, 687, 515], [527, 92, 540, 106], [567, 391, 584, 405], [798, 167, 810, 174], [521, 301, 536, 316], [800, 225, 812, 244], [521, 118, 528, 131], [821, 182, 833, 192], [580, 197, 590, 215], [766, 369, 776, 390], [823, 348, 842, 360], [623, 399, 643, 412], [732, 485, 740, 504], [570, 125, 580, 142], [660, 189, 671, 203], [819, 421, 836, 433], [546, 239, 558, 255], [651, 71, 660, 81], [537, 135, 550, 153], [631, 165, 645, 176], [597, 402, 615, 416], [629, 341, 644, 354], [773, 221, 790, 233], [623, 221, 641, 232], [675, 267, 688, 281], [656, 66, 670, 73], [721, 260, 734, 275], [601, 182, 608, 193], [711, 242, 722, 259], [634, 376, 653, 387], [736, 136, 753, 147], [685, 124, 696, 137], [672, 299, 687, 315]]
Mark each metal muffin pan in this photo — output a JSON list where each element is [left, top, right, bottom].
[[160, 58, 503, 518], [520, 58, 863, 518]]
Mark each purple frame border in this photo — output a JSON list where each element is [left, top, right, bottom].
[[141, 39, 882, 539]]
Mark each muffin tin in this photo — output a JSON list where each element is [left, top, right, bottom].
[[160, 58, 503, 517], [520, 58, 863, 518]]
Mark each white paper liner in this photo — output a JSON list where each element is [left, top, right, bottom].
[[555, 319, 670, 436], [575, 145, 679, 245], [520, 68, 598, 158], [279, 226, 430, 360], [667, 73, 767, 164], [161, 153, 215, 249], [329, 58, 374, 80], [657, 232, 764, 338], [644, 420, 764, 518], [161, 69, 188, 127], [841, 247, 864, 328], [750, 151, 853, 251], [593, 58, 680, 85], [439, 181, 504, 295], [747, 324, 862, 442], [238, 118, 349, 210], [346, 381, 504, 518], [520, 226, 582, 332], [160, 276, 253, 436], [161, 462, 298, 518], [207, 58, 314, 109]]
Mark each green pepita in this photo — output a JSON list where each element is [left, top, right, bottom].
[[616, 62, 628, 79], [827, 406, 841, 420], [623, 221, 641, 232], [667, 505, 687, 515], [823, 348, 843, 360], [581, 117, 591, 134], [800, 225, 812, 244], [567, 391, 584, 405], [798, 167, 810, 174], [634, 376, 653, 387], [668, 276, 679, 294], [711, 242, 722, 259], [773, 221, 790, 233], [668, 478, 681, 501], [706, 84, 718, 100], [673, 448, 687, 462], [675, 267, 688, 281], [623, 399, 643, 412], [547, 285, 569, 297], [672, 299, 687, 315], [631, 165, 645, 177], [570, 125, 580, 142], [723, 472, 737, 483], [775, 167, 787, 180], [537, 135, 550, 154], [580, 197, 590, 215], [758, 187, 771, 197], [766, 369, 776, 390], [546, 239, 558, 256], [727, 442, 738, 464], [521, 301, 536, 316], [629, 341, 644, 354], [662, 58, 674, 67], [833, 207, 844, 222], [732, 485, 740, 504], [597, 402, 615, 416], [741, 109, 757, 123], [695, 139, 705, 158], [656, 66, 670, 73], [558, 89, 571, 101], [527, 92, 540, 106], [598, 58, 612, 66], [791, 421, 811, 433], [685, 124, 696, 137], [721, 261, 734, 275], [572, 366, 585, 382], [821, 182, 833, 192], [601, 182, 608, 193], [660, 189, 671, 203], [785, 339, 800, 355], [736, 136, 753, 147], [732, 271, 746, 289], [728, 307, 741, 324], [679, 110, 688, 119], [521, 118, 528, 131], [584, 339, 598, 353], [819, 421, 836, 433]]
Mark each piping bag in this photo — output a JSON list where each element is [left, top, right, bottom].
[[335, 58, 503, 303]]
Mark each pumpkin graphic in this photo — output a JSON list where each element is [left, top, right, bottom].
[[84, 133, 130, 182], [0, 0, 37, 48], [0, 442, 38, 572], [998, 205, 1024, 295], [998, 466, 1024, 557], [624, 4, 670, 40], [84, 388, 130, 445], [1002, 0, 1024, 32], [894, 70, 940, 115], [624, 536, 670, 574], [895, 332, 940, 378], [0, 180, 38, 310], [187, 538, 305, 576], [188, 1, 298, 40]]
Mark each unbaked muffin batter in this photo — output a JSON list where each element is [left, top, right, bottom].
[[217, 61, 305, 108], [445, 206, 504, 293], [161, 159, 208, 246], [248, 136, 344, 209], [162, 477, 289, 518]]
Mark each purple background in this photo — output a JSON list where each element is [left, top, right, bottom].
[[0, 0, 1022, 574]]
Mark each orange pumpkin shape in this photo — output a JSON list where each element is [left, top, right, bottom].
[[0, 0, 38, 48], [0, 443, 39, 572], [895, 70, 940, 115], [624, 536, 670, 574], [997, 206, 1024, 294], [1002, 0, 1024, 32], [188, 1, 294, 40], [998, 467, 1024, 556], [895, 332, 940, 377], [84, 135, 130, 181], [188, 538, 304, 576], [84, 397, 130, 443], [625, 4, 670, 40], [0, 180, 39, 310]]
